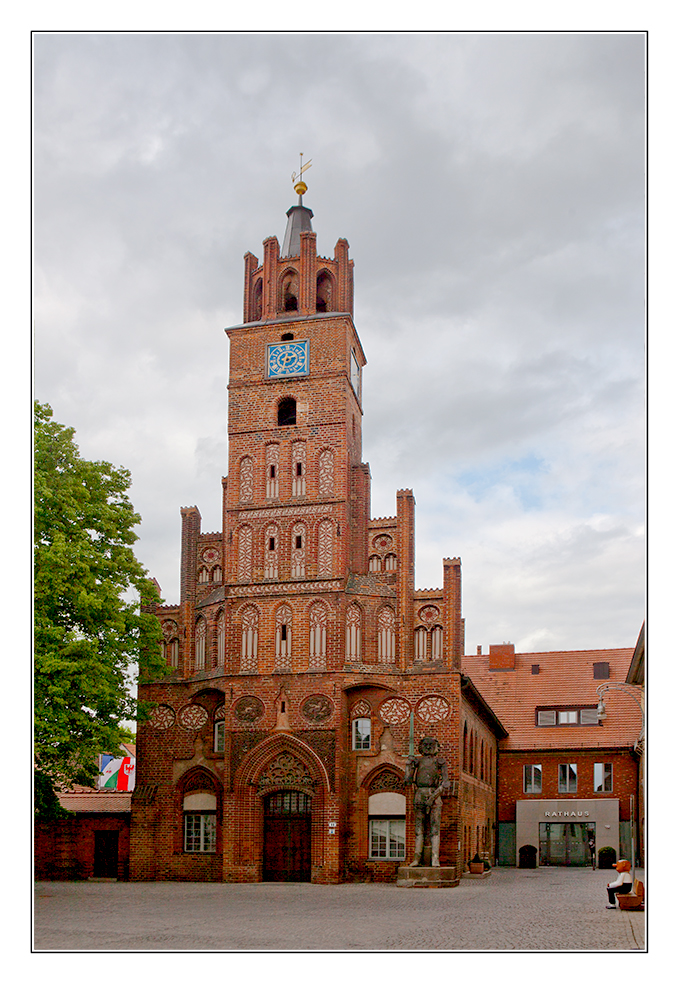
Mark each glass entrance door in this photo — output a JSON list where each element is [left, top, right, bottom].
[[539, 822, 593, 866]]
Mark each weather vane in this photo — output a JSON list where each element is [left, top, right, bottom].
[[292, 153, 312, 199]]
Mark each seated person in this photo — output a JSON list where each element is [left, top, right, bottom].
[[606, 859, 633, 908]]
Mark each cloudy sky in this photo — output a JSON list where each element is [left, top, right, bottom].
[[33, 31, 646, 655]]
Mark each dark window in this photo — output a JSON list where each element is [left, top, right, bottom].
[[295, 535, 302, 549], [269, 537, 275, 550], [278, 397, 297, 426], [296, 462, 303, 476], [281, 332, 294, 340], [281, 625, 287, 641], [531, 664, 540, 674], [593, 662, 610, 679], [270, 465, 276, 478]]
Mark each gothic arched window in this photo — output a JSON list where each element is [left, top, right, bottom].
[[345, 603, 362, 662], [275, 604, 293, 671], [318, 448, 334, 496], [308, 602, 328, 670], [292, 441, 306, 496], [414, 626, 428, 660], [216, 609, 225, 667], [431, 625, 443, 660], [264, 523, 280, 580], [291, 522, 306, 579], [377, 606, 396, 663], [195, 617, 207, 671], [240, 605, 259, 673], [237, 525, 253, 582], [316, 270, 333, 312], [317, 518, 334, 577], [239, 455, 254, 502], [265, 444, 280, 498]]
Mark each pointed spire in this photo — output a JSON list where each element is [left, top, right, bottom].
[[282, 153, 315, 257]]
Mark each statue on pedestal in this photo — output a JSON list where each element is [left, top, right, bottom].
[[404, 736, 449, 867]]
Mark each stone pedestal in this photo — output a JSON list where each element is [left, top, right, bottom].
[[396, 866, 459, 888]]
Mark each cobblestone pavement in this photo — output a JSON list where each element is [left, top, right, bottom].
[[33, 867, 646, 951]]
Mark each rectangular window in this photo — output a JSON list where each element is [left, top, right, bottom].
[[352, 717, 371, 750], [537, 707, 599, 726], [184, 813, 216, 853], [558, 710, 578, 725], [523, 764, 542, 793], [593, 661, 610, 679], [214, 721, 225, 753], [594, 762, 613, 793], [558, 763, 578, 794], [369, 818, 405, 860]]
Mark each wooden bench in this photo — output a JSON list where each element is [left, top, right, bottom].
[[618, 879, 644, 910]]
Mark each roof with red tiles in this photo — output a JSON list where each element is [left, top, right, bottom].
[[462, 647, 642, 752], [57, 787, 132, 813]]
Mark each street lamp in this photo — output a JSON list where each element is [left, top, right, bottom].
[[595, 682, 645, 751], [596, 681, 645, 879]]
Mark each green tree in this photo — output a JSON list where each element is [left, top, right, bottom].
[[34, 401, 165, 813]]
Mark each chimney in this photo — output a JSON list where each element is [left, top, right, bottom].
[[489, 643, 515, 671], [476, 645, 482, 656]]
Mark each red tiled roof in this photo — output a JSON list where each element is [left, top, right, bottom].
[[57, 788, 132, 813], [462, 648, 642, 751]]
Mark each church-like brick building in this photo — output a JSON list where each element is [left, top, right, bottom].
[[129, 182, 506, 884]]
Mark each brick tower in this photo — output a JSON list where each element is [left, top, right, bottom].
[[130, 173, 503, 884]]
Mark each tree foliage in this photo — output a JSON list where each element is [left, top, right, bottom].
[[34, 401, 165, 810]]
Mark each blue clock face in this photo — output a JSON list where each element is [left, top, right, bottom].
[[267, 340, 309, 378]]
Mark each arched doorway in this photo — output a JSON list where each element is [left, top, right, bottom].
[[262, 790, 312, 882]]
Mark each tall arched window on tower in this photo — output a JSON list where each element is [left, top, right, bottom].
[[277, 397, 297, 427], [290, 522, 306, 579], [345, 603, 362, 662], [281, 269, 299, 312], [216, 609, 225, 667], [308, 602, 328, 670], [316, 270, 333, 312], [317, 518, 334, 577], [291, 441, 306, 496], [195, 617, 207, 671], [275, 604, 293, 671], [264, 523, 280, 579], [377, 606, 396, 663], [239, 455, 254, 502], [240, 605, 259, 673], [265, 444, 280, 498], [318, 448, 334, 496], [252, 278, 262, 321], [237, 525, 253, 582]]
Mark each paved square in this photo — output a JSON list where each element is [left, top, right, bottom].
[[33, 867, 646, 951]]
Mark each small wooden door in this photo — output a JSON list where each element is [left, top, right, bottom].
[[93, 830, 119, 878], [263, 791, 312, 882]]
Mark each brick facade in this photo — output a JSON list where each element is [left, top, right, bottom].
[[130, 194, 503, 883]]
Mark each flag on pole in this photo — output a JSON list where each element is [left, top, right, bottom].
[[99, 756, 136, 790]]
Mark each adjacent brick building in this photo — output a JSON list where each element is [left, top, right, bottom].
[[462, 643, 643, 867], [130, 187, 506, 884]]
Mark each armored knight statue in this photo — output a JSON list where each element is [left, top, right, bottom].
[[404, 736, 450, 867]]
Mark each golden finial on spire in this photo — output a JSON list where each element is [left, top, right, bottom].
[[291, 152, 312, 198]]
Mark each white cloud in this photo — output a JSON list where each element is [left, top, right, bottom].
[[33, 32, 645, 651]]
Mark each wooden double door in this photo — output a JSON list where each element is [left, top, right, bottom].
[[263, 791, 312, 882]]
